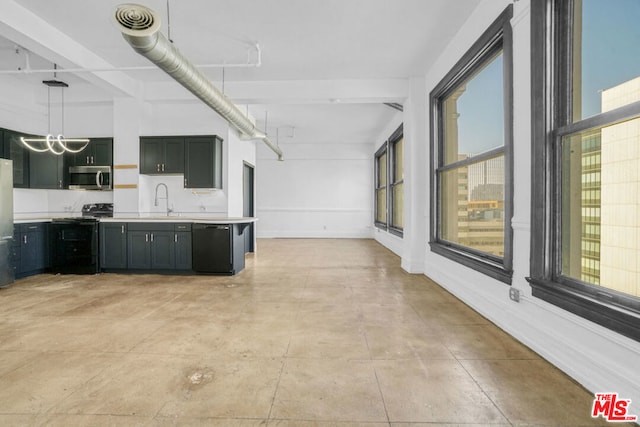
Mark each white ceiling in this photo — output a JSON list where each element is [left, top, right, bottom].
[[0, 0, 481, 147]]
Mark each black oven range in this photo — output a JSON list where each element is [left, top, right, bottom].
[[49, 203, 113, 274]]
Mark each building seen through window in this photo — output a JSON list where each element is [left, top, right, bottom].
[[530, 0, 640, 339], [563, 76, 640, 297], [439, 51, 506, 259], [430, 5, 513, 283]]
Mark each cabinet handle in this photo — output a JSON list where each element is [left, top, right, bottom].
[[162, 164, 165, 172], [121, 225, 125, 234], [157, 164, 160, 172], [150, 233, 154, 242], [23, 235, 27, 244], [184, 178, 187, 187], [145, 233, 149, 242], [86, 156, 90, 164], [174, 233, 177, 243], [91, 156, 94, 164]]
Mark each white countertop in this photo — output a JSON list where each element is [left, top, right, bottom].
[[14, 216, 257, 224], [102, 216, 257, 224], [14, 217, 66, 224]]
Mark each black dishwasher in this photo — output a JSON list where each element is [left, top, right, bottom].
[[192, 223, 245, 274]]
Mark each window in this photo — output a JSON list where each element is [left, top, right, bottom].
[[374, 125, 404, 235], [390, 126, 404, 235], [429, 5, 513, 283], [530, 0, 640, 341], [375, 144, 387, 228]]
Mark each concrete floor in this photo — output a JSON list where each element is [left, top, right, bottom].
[[0, 239, 618, 426]]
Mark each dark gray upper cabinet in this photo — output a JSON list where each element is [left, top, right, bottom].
[[29, 150, 65, 189], [140, 135, 223, 188], [0, 129, 6, 159], [4, 129, 30, 188], [140, 137, 184, 174], [184, 136, 223, 189], [69, 138, 113, 167], [1, 128, 112, 189]]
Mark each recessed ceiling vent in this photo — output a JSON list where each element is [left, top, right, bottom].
[[114, 4, 160, 36]]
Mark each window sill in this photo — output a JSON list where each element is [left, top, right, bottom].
[[374, 222, 387, 231], [429, 241, 512, 284], [528, 278, 640, 342], [388, 226, 404, 238]]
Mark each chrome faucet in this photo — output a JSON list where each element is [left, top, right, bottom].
[[154, 183, 172, 216]]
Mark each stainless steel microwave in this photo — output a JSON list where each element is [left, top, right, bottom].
[[68, 166, 112, 191]]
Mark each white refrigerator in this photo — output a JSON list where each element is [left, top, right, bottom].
[[0, 159, 14, 287]]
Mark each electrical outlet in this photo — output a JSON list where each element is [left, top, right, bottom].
[[509, 287, 520, 302]]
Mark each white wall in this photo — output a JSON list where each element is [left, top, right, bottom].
[[226, 127, 257, 218], [63, 103, 113, 137], [0, 76, 42, 134], [112, 97, 142, 216], [374, 0, 640, 416], [256, 141, 373, 238]]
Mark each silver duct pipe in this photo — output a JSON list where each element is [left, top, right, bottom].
[[114, 3, 283, 161]]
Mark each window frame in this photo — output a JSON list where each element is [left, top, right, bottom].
[[389, 124, 404, 237], [429, 5, 514, 284], [529, 0, 640, 341], [374, 143, 388, 230]]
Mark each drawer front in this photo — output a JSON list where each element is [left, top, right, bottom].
[[126, 222, 175, 232], [19, 223, 46, 233], [174, 223, 191, 232]]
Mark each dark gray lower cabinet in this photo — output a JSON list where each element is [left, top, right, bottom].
[[99, 223, 127, 269], [127, 230, 152, 269], [175, 231, 192, 270], [15, 223, 48, 278], [121, 223, 191, 271], [150, 231, 175, 270]]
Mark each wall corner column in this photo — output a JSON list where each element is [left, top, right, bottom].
[[112, 97, 147, 216], [401, 76, 428, 274]]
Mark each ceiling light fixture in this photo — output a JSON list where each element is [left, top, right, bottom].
[[20, 66, 89, 155]]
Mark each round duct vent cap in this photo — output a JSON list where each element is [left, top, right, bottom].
[[114, 3, 160, 36]]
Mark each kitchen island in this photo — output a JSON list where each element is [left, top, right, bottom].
[[100, 217, 256, 275]]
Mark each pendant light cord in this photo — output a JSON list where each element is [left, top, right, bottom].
[[47, 85, 51, 135], [166, 0, 173, 43], [61, 85, 64, 135]]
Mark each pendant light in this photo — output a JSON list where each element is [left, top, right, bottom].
[[20, 65, 89, 155]]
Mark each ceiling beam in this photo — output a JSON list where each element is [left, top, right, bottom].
[[142, 79, 408, 105], [0, 0, 139, 98]]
